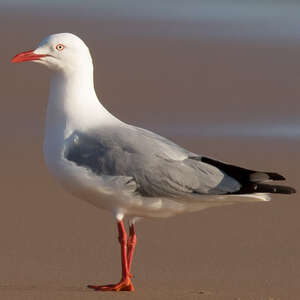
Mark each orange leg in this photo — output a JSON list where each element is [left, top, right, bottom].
[[127, 223, 137, 274], [87, 220, 134, 291]]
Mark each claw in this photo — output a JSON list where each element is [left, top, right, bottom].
[[87, 279, 134, 291], [87, 221, 136, 292]]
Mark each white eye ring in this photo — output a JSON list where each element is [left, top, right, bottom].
[[56, 44, 65, 51]]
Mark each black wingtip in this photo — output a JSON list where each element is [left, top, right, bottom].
[[267, 172, 286, 181], [288, 187, 297, 194], [259, 184, 296, 194], [200, 156, 287, 183], [236, 183, 296, 195]]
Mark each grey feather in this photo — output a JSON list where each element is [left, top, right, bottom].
[[64, 125, 241, 198]]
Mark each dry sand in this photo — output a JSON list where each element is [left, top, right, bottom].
[[0, 13, 299, 300]]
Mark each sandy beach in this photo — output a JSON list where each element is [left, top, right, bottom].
[[1, 10, 299, 300]]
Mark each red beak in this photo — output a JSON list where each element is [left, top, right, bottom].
[[11, 50, 48, 63]]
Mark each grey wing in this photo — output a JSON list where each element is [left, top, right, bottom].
[[118, 125, 294, 196], [131, 156, 241, 197], [64, 128, 241, 198]]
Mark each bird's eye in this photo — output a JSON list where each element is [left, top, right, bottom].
[[56, 44, 65, 51]]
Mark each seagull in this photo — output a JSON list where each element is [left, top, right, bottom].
[[11, 33, 296, 292]]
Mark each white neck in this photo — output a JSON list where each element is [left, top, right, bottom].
[[45, 66, 120, 138], [43, 66, 122, 166]]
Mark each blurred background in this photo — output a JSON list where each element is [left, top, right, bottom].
[[1, 1, 300, 299]]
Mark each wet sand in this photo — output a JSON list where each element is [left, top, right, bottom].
[[1, 13, 300, 300]]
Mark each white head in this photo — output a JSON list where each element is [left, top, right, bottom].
[[11, 33, 93, 73]]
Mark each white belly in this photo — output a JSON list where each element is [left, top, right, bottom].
[[43, 135, 231, 218]]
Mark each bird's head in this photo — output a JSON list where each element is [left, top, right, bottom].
[[11, 33, 93, 72]]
